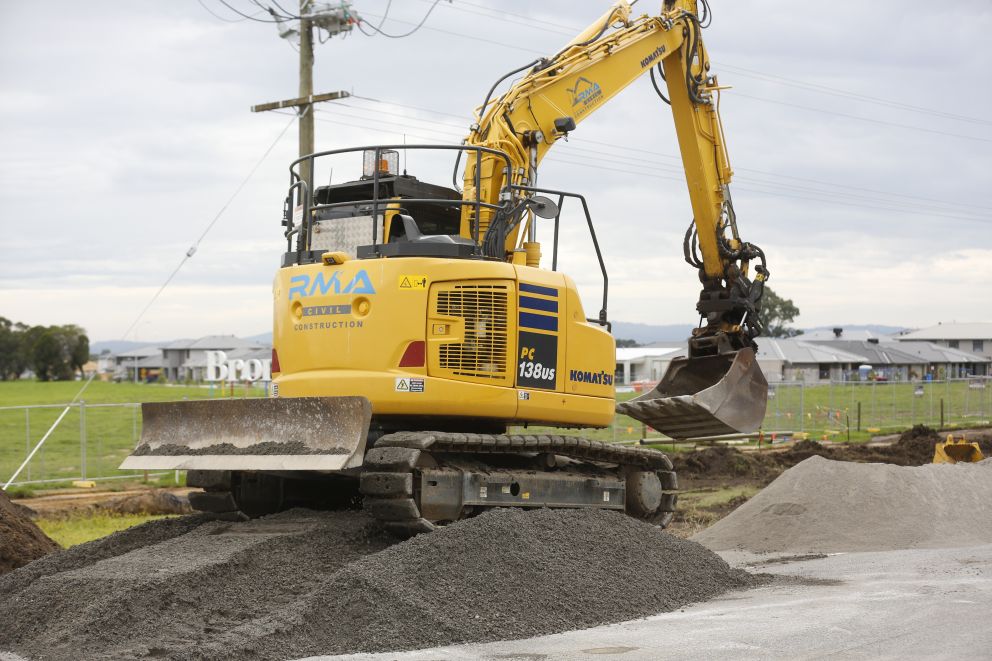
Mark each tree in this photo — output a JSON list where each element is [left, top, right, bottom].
[[616, 338, 640, 348], [32, 329, 68, 381], [1, 319, 90, 380], [760, 286, 802, 338]]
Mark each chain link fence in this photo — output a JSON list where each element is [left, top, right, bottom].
[[4, 378, 990, 486], [763, 377, 992, 438], [0, 402, 166, 488]]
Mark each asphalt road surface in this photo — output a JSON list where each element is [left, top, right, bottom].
[[308, 543, 992, 661]]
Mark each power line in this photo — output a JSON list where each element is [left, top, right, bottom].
[[215, 0, 285, 23], [717, 63, 992, 127], [307, 109, 990, 224], [326, 98, 992, 214], [198, 0, 260, 22], [357, 0, 444, 38], [430, 2, 991, 129], [732, 92, 992, 144], [356, 10, 544, 54], [120, 115, 296, 341]]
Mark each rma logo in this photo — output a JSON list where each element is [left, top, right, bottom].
[[568, 77, 603, 108], [288, 270, 376, 300]]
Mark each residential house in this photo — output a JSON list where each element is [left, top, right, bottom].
[[114, 345, 164, 382], [161, 335, 267, 382], [755, 338, 865, 383], [897, 322, 992, 362]]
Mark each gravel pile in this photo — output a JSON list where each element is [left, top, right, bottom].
[[693, 456, 992, 554], [0, 490, 59, 575], [0, 508, 762, 660]]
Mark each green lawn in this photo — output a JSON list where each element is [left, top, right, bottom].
[[37, 512, 176, 548], [0, 381, 265, 487], [3, 378, 988, 489]]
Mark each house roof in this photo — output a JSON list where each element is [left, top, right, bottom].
[[800, 328, 892, 341], [184, 346, 272, 368], [161, 335, 265, 351], [756, 339, 866, 364], [615, 347, 685, 361], [890, 341, 989, 364], [808, 340, 929, 365], [898, 322, 992, 341], [116, 345, 162, 358]]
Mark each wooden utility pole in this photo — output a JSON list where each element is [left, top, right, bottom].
[[298, 0, 315, 185], [251, 0, 351, 186]]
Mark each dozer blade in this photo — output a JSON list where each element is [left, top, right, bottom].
[[119, 396, 372, 472], [616, 347, 767, 440], [933, 437, 985, 464]]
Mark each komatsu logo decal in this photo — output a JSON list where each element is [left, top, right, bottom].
[[288, 270, 376, 300], [640, 45, 667, 69], [568, 77, 603, 110], [569, 369, 614, 386]]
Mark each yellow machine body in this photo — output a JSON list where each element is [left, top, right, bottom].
[[272, 256, 616, 428], [933, 435, 985, 464]]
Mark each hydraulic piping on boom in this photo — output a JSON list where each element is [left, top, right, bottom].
[[457, 0, 770, 437]]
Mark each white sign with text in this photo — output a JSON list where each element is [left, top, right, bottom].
[[206, 350, 272, 382]]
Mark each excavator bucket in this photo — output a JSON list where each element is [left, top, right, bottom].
[[119, 396, 372, 472], [616, 347, 767, 440], [933, 435, 985, 464]]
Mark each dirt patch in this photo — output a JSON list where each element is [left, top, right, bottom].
[[693, 456, 992, 553], [95, 490, 192, 516], [0, 508, 765, 660], [673, 425, 990, 489], [0, 489, 60, 575]]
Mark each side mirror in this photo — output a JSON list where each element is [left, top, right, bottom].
[[528, 196, 559, 219]]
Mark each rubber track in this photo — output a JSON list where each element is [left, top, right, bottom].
[[361, 431, 678, 535]]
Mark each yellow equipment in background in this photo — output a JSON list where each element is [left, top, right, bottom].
[[933, 435, 985, 464], [122, 0, 770, 535]]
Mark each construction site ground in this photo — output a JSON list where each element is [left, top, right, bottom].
[[1, 426, 990, 660], [314, 543, 992, 661]]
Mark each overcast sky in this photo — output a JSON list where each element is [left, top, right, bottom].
[[1, 0, 990, 342]]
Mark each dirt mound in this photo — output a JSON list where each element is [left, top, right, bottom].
[[96, 490, 192, 516], [0, 508, 764, 660], [693, 456, 992, 554], [671, 445, 781, 481], [0, 489, 59, 575], [892, 424, 943, 463]]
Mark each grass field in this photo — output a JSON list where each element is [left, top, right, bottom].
[[0, 381, 265, 488], [2, 378, 989, 489], [36, 512, 175, 548]]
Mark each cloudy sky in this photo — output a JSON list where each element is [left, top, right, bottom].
[[1, 0, 990, 342]]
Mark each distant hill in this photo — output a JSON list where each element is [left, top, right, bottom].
[[610, 322, 695, 344], [90, 339, 167, 355], [246, 332, 273, 345]]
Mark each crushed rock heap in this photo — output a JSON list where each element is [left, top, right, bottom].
[[0, 507, 765, 660], [693, 455, 992, 554]]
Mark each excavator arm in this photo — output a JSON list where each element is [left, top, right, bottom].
[[462, 0, 770, 438]]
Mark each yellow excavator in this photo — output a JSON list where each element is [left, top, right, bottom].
[[122, 0, 769, 534]]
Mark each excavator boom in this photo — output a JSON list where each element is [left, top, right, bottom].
[[462, 0, 769, 437]]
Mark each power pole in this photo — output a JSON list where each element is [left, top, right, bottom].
[[251, 0, 355, 186], [298, 0, 315, 185]]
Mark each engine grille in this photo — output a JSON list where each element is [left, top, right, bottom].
[[435, 283, 509, 380]]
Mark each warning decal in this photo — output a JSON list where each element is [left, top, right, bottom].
[[395, 377, 425, 392], [398, 275, 428, 290]]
